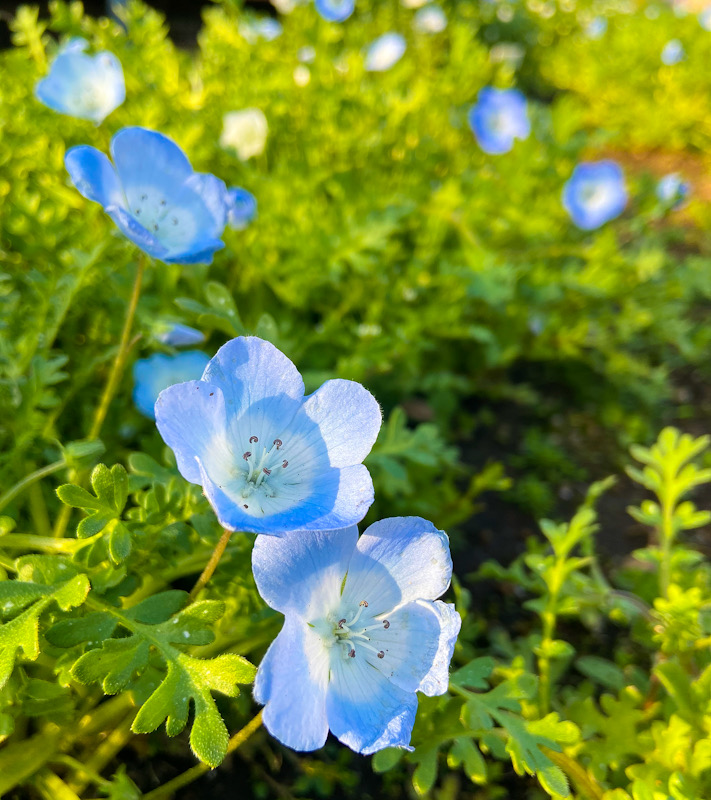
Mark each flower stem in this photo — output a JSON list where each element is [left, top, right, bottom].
[[143, 710, 263, 800], [540, 746, 605, 800], [88, 253, 146, 442], [189, 528, 233, 601], [0, 460, 66, 513]]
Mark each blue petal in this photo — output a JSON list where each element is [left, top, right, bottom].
[[227, 187, 257, 230], [327, 654, 417, 754], [292, 379, 382, 468], [106, 206, 170, 260], [156, 323, 205, 347], [255, 615, 330, 752], [315, 0, 355, 22], [417, 601, 461, 697], [64, 146, 125, 210], [202, 337, 305, 430], [133, 351, 211, 419], [154, 379, 230, 485], [184, 172, 230, 232], [252, 526, 358, 615], [342, 517, 452, 616]]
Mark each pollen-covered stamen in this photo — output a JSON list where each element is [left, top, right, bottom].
[[273, 439, 282, 449], [241, 436, 290, 490], [250, 436, 259, 443], [383, 619, 390, 629]]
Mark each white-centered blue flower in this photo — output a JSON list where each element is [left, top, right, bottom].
[[661, 39, 685, 65], [227, 187, 258, 230], [252, 518, 461, 753], [562, 160, 628, 230], [315, 0, 355, 22], [413, 5, 448, 33], [34, 38, 125, 124], [155, 336, 382, 535], [65, 127, 230, 265], [467, 87, 531, 155], [154, 322, 205, 347], [656, 173, 690, 209], [365, 33, 407, 72], [133, 351, 210, 420]]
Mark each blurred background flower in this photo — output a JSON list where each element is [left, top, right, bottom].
[[365, 33, 406, 72], [132, 350, 210, 419], [468, 87, 530, 155], [562, 160, 628, 230], [220, 108, 269, 160]]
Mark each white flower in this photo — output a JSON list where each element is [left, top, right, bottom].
[[220, 109, 269, 161]]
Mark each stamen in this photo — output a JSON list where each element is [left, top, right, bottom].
[[141, 194, 147, 200], [383, 620, 390, 629], [282, 460, 289, 468], [263, 468, 271, 476], [348, 648, 356, 658], [338, 619, 346, 629], [243, 451, 252, 460], [377, 651, 385, 659], [273, 439, 283, 449], [160, 199, 166, 206], [250, 436, 259, 443], [360, 600, 369, 607]]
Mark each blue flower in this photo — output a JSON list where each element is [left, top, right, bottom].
[[154, 336, 382, 535], [252, 518, 461, 753], [133, 351, 210, 419], [656, 173, 690, 209], [227, 187, 258, 230], [562, 160, 627, 230], [661, 39, 685, 65], [34, 38, 125, 124], [365, 33, 407, 72], [65, 127, 230, 265], [585, 17, 607, 39], [701, 8, 711, 31], [413, 5, 448, 33], [155, 322, 205, 347], [315, 0, 355, 22], [467, 87, 531, 155]]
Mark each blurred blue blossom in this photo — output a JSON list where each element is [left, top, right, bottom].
[[252, 518, 461, 752], [65, 127, 230, 264], [155, 323, 205, 347], [227, 187, 258, 230], [155, 336, 382, 535], [656, 173, 690, 209], [315, 0, 355, 22], [413, 5, 448, 33], [585, 17, 607, 39], [661, 39, 685, 64], [562, 160, 627, 230], [701, 8, 711, 30], [298, 46, 316, 63], [241, 16, 283, 42], [34, 38, 125, 124], [468, 87, 531, 155], [365, 33, 407, 72], [133, 351, 210, 419]]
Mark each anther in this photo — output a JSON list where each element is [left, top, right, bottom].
[[383, 620, 390, 629], [243, 452, 252, 460], [243, 504, 249, 509], [273, 439, 283, 449], [135, 209, 141, 215], [160, 199, 166, 206], [377, 651, 385, 659], [141, 194, 147, 200], [338, 619, 346, 629], [250, 436, 259, 443], [172, 217, 178, 225], [153, 224, 159, 231], [359, 600, 369, 608], [263, 468, 271, 476], [348, 649, 356, 658], [282, 460, 289, 468]]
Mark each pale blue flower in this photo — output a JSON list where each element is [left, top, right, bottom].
[[656, 173, 690, 209], [227, 187, 257, 230], [701, 8, 711, 30], [315, 0, 355, 22], [661, 39, 685, 65], [413, 5, 448, 33], [298, 46, 316, 63], [155, 337, 382, 535], [468, 87, 530, 155], [252, 518, 461, 753], [65, 127, 230, 265], [155, 322, 205, 347], [585, 17, 607, 38], [365, 33, 407, 72], [241, 16, 283, 42], [34, 38, 125, 124], [562, 160, 627, 230], [133, 351, 210, 419]]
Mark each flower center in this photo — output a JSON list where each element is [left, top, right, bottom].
[[131, 192, 180, 238], [238, 436, 290, 506], [332, 600, 389, 661]]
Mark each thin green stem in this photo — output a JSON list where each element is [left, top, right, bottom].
[[189, 528, 233, 601], [0, 460, 66, 513], [0, 534, 91, 552], [541, 746, 605, 800], [143, 710, 264, 800]]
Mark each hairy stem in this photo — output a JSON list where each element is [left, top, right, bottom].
[[541, 746, 605, 800], [143, 710, 264, 800], [189, 528, 233, 601]]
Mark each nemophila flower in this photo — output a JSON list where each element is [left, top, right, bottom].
[[34, 38, 125, 124], [241, 16, 283, 42], [661, 39, 685, 64], [65, 127, 230, 265], [315, 0, 355, 22], [413, 5, 447, 33], [298, 46, 316, 63], [227, 187, 257, 230], [220, 109, 269, 161], [701, 8, 711, 30], [252, 518, 461, 753], [468, 87, 530, 155], [133, 351, 210, 419], [155, 336, 381, 535], [562, 160, 627, 230], [365, 33, 406, 72], [656, 173, 690, 209], [585, 16, 607, 38], [155, 322, 205, 347]]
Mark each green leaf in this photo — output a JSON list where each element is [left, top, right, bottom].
[[451, 657, 495, 690], [372, 747, 405, 773], [575, 656, 626, 692], [412, 748, 439, 796]]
